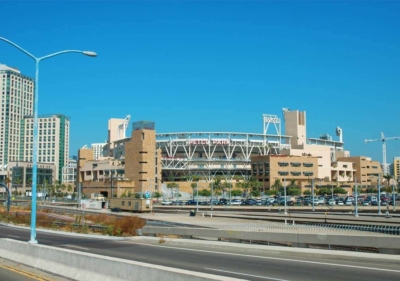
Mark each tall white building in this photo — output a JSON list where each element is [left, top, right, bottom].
[[91, 143, 106, 160], [21, 114, 70, 182], [0, 64, 34, 167]]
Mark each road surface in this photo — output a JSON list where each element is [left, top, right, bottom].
[[1, 224, 399, 281]]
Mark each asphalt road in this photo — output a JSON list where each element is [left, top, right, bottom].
[[1, 225, 400, 281], [0, 257, 73, 281]]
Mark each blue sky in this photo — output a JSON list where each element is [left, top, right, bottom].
[[1, 1, 399, 163]]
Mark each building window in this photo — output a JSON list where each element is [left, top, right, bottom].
[[122, 201, 125, 206], [142, 132, 145, 140]]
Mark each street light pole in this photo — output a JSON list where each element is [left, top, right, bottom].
[[211, 182, 214, 211], [196, 181, 199, 212], [312, 178, 315, 212], [392, 182, 396, 212], [0, 37, 96, 244], [284, 178, 287, 215], [354, 177, 359, 217], [378, 173, 382, 215]]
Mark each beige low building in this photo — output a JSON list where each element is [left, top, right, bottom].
[[337, 156, 383, 187], [77, 121, 162, 198], [251, 154, 319, 192]]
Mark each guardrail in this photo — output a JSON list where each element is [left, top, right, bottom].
[[140, 226, 400, 255]]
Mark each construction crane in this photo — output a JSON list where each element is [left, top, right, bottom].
[[365, 132, 400, 176]]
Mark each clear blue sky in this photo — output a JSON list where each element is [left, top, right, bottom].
[[1, 1, 399, 163]]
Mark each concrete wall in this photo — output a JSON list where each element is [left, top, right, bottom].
[[141, 226, 400, 254], [0, 239, 241, 281]]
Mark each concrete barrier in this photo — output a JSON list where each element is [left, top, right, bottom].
[[0, 239, 243, 281], [141, 226, 400, 254]]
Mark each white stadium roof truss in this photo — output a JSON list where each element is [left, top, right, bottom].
[[157, 132, 291, 181]]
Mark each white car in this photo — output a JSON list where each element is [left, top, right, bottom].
[[161, 200, 172, 205], [328, 199, 336, 206], [230, 199, 242, 206]]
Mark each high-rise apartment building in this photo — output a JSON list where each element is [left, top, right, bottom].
[[21, 114, 70, 182], [91, 143, 106, 160], [0, 64, 34, 167]]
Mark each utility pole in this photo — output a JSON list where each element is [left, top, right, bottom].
[[284, 178, 287, 215], [312, 179, 315, 212], [393, 182, 396, 212], [196, 182, 199, 212], [211, 182, 214, 211], [354, 177, 359, 217], [378, 173, 382, 215]]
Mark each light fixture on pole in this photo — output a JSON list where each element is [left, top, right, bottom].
[[393, 182, 396, 212], [284, 178, 287, 215], [378, 174, 382, 215], [312, 178, 315, 212], [354, 177, 359, 217], [0, 36, 96, 244], [196, 181, 199, 212]]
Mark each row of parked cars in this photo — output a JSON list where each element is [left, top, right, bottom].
[[161, 194, 399, 207]]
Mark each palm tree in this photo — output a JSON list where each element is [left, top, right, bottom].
[[166, 182, 178, 199], [383, 174, 392, 188], [271, 179, 282, 191]]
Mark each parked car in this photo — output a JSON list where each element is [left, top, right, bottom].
[[230, 199, 242, 206], [161, 200, 173, 205], [328, 199, 336, 206], [217, 198, 229, 205], [362, 199, 371, 206], [110, 207, 121, 213], [185, 200, 198, 205], [241, 199, 257, 206]]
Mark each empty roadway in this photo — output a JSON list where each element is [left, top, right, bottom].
[[1, 224, 399, 281]]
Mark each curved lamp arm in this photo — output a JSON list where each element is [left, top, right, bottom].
[[0, 36, 36, 61], [39, 50, 97, 61]]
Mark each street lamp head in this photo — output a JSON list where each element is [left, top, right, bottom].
[[83, 51, 97, 57]]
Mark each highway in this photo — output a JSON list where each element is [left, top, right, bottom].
[[1, 224, 400, 281]]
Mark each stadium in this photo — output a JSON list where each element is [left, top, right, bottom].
[[156, 113, 292, 182]]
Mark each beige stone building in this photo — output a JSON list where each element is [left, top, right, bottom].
[[394, 157, 400, 182], [77, 121, 161, 198], [336, 156, 383, 187], [251, 154, 319, 192], [281, 110, 349, 181]]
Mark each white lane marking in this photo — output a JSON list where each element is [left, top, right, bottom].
[[126, 241, 400, 273], [62, 245, 89, 250], [7, 235, 19, 238], [205, 267, 291, 281]]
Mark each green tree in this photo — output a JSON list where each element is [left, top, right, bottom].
[[67, 184, 73, 193], [333, 187, 346, 194], [166, 182, 178, 198], [210, 177, 223, 197], [199, 189, 211, 199], [154, 191, 162, 202], [303, 190, 312, 196], [317, 188, 331, 196], [271, 179, 282, 192], [287, 187, 301, 196], [383, 174, 392, 187], [231, 189, 242, 197]]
